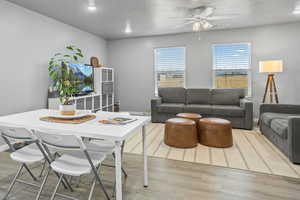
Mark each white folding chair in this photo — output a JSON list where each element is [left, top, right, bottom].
[[35, 130, 111, 200], [90, 111, 129, 177], [0, 126, 64, 200], [85, 139, 128, 177]]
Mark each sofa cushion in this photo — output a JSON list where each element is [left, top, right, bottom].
[[184, 104, 212, 115], [212, 105, 245, 117], [158, 87, 186, 104], [186, 89, 211, 104], [157, 103, 184, 114], [270, 119, 288, 139], [261, 112, 295, 127], [211, 89, 245, 105]]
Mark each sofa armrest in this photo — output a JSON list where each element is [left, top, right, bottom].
[[151, 97, 162, 107], [151, 97, 162, 112], [240, 98, 252, 109], [151, 97, 162, 123], [260, 104, 300, 115], [288, 116, 300, 162], [240, 98, 253, 130]]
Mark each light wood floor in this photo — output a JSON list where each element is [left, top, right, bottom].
[[124, 123, 300, 179], [1, 153, 300, 200]]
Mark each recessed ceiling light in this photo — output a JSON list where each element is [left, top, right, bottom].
[[124, 22, 132, 34], [88, 5, 97, 11], [87, 0, 97, 12]]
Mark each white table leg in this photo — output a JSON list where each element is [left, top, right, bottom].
[[115, 141, 122, 200], [142, 125, 148, 187]]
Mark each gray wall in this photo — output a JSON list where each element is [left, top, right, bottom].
[[108, 22, 300, 117], [0, 0, 107, 116]]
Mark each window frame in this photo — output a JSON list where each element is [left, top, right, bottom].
[[153, 46, 187, 96], [211, 42, 252, 97]]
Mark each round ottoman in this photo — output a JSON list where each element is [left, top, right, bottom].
[[176, 113, 202, 124], [164, 118, 198, 148], [176, 113, 202, 141], [199, 118, 233, 148]]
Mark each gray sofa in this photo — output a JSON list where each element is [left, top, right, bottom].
[[151, 88, 253, 130], [259, 104, 300, 164]]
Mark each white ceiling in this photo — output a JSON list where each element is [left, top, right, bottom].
[[7, 0, 300, 40]]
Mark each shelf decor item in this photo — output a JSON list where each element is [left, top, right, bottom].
[[90, 56, 103, 68], [48, 45, 84, 115], [259, 60, 283, 103]]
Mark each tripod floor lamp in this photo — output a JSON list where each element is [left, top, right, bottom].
[[259, 60, 283, 103]]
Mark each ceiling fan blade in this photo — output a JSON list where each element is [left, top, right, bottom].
[[169, 17, 197, 21], [198, 7, 215, 18], [173, 21, 194, 29], [207, 15, 238, 20], [213, 23, 231, 29]]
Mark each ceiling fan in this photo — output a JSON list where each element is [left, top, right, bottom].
[[173, 6, 236, 32]]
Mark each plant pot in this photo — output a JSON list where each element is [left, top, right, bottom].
[[59, 104, 76, 116]]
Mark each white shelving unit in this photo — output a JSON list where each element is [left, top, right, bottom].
[[48, 67, 114, 112], [100, 67, 114, 112]]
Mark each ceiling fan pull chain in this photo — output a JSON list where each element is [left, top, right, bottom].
[[198, 31, 201, 41]]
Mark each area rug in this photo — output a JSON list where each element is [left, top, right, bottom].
[[124, 123, 300, 178]]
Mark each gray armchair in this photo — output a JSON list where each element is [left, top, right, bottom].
[[259, 104, 300, 164]]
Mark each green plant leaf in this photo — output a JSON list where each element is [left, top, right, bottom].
[[58, 58, 65, 61], [49, 70, 56, 78], [76, 52, 83, 57], [66, 46, 73, 50], [48, 65, 54, 71], [73, 55, 78, 61], [64, 54, 71, 57]]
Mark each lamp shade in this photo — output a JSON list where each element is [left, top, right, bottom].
[[259, 60, 283, 73]]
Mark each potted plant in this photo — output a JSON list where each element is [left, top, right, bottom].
[[48, 45, 84, 115]]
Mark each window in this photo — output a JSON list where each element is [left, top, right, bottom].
[[154, 47, 186, 95], [212, 43, 251, 96]]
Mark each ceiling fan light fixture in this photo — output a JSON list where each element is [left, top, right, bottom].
[[202, 21, 213, 30], [192, 22, 201, 31]]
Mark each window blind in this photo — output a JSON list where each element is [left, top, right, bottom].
[[213, 43, 251, 70], [155, 47, 185, 73], [154, 47, 185, 94]]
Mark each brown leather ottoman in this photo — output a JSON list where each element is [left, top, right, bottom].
[[176, 113, 202, 141], [164, 118, 198, 148], [176, 113, 202, 124], [199, 118, 233, 148]]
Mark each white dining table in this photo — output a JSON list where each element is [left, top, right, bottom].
[[0, 109, 151, 200]]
